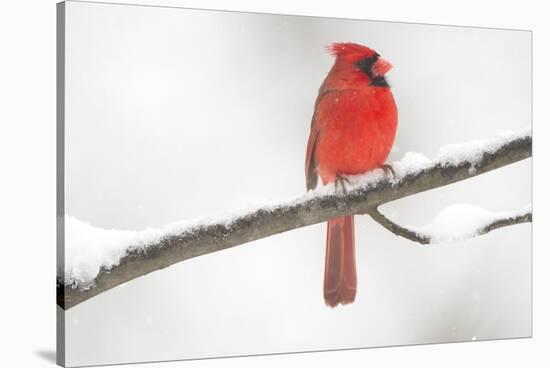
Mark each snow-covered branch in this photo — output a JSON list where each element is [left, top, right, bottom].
[[369, 204, 532, 245], [58, 129, 532, 310]]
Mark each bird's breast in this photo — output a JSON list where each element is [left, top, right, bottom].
[[314, 87, 397, 182]]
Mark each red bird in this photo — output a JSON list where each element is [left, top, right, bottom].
[[305, 42, 398, 307]]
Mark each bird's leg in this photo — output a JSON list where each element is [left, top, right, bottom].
[[335, 174, 351, 195], [381, 164, 396, 181]]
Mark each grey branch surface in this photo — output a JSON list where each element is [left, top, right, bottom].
[[59, 133, 532, 310]]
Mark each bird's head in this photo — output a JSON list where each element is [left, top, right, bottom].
[[327, 42, 392, 87]]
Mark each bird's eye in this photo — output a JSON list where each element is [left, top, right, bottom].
[[355, 53, 390, 88], [355, 54, 379, 75]]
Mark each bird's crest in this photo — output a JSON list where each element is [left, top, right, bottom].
[[326, 42, 378, 61]]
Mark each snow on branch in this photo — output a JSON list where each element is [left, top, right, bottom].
[[58, 128, 532, 310]]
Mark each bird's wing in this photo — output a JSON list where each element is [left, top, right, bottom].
[[305, 89, 340, 190], [305, 121, 320, 191], [306, 89, 368, 190]]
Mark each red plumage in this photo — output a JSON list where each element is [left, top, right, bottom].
[[305, 42, 398, 307]]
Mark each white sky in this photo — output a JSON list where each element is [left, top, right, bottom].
[[63, 1, 532, 366]]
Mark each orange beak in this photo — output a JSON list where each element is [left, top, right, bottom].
[[372, 57, 392, 76]]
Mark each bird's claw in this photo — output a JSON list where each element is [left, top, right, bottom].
[[381, 164, 396, 181], [334, 174, 351, 195]]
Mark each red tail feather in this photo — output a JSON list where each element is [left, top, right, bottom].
[[324, 215, 357, 307]]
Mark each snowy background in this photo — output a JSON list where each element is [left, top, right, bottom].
[[63, 1, 532, 366]]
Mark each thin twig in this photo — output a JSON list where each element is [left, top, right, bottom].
[[368, 208, 431, 244], [478, 211, 532, 236], [368, 207, 532, 245]]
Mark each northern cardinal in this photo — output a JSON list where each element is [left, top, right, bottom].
[[305, 42, 398, 307]]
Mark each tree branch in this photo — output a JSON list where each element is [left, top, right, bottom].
[[478, 211, 532, 236], [59, 131, 532, 310], [368, 208, 432, 244], [368, 206, 532, 245]]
